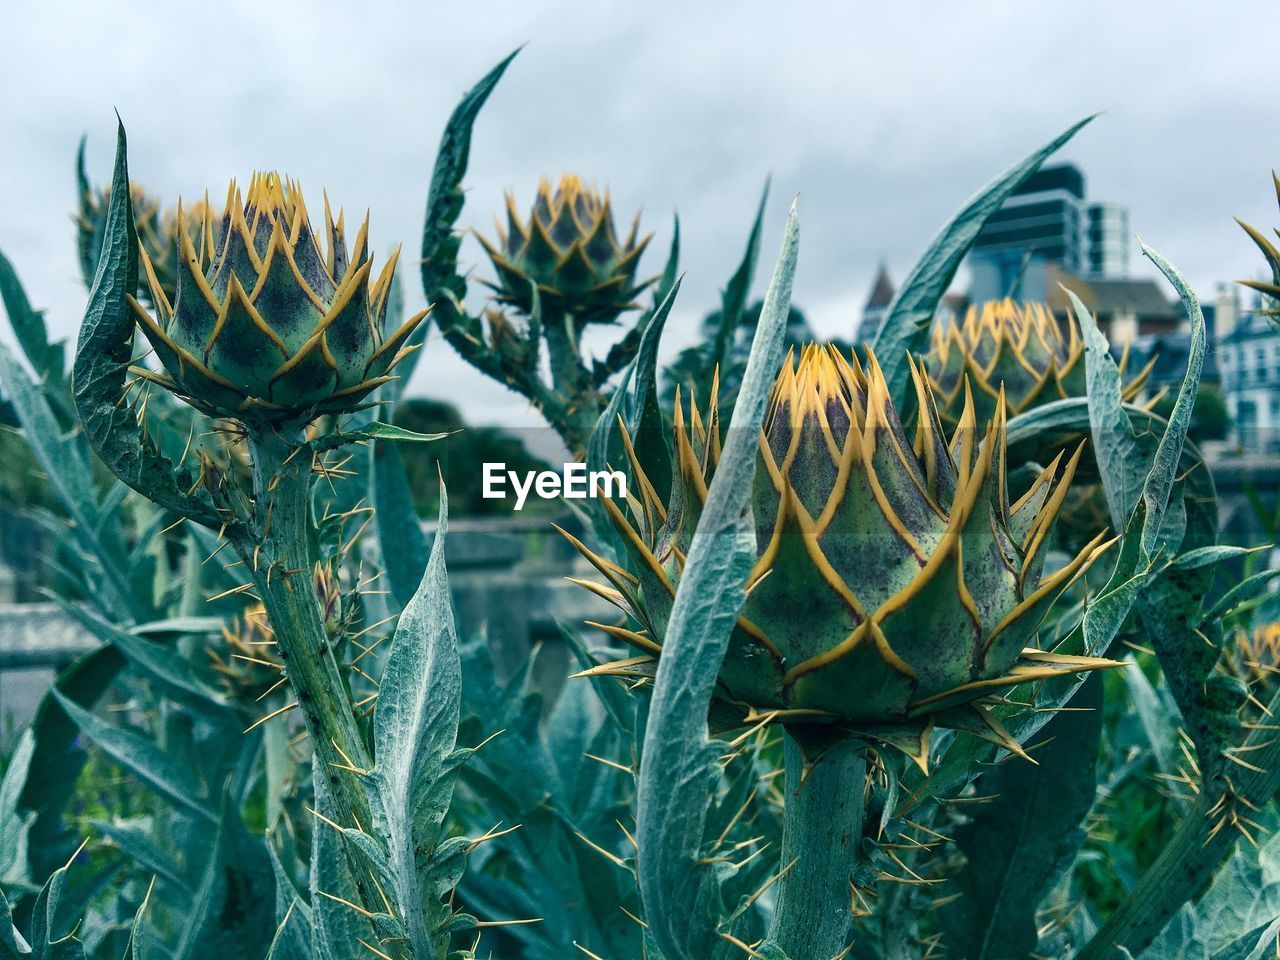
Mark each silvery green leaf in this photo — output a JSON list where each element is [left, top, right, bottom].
[[1140, 830, 1280, 959], [310, 761, 375, 960], [637, 203, 797, 960], [1068, 286, 1147, 532], [265, 842, 312, 960], [371, 438, 431, 609], [365, 490, 462, 954], [0, 731, 33, 887]]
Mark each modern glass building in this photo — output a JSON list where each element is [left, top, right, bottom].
[[967, 164, 1131, 302], [1085, 200, 1130, 278]]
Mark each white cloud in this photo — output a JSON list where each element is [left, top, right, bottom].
[[2, 0, 1278, 428]]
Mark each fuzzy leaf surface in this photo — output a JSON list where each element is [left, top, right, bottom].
[[637, 205, 797, 960]]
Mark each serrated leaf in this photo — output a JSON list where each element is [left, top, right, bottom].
[[413, 49, 520, 390], [71, 120, 219, 529], [637, 204, 797, 960]]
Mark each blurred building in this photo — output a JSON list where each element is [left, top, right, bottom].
[[855, 262, 895, 345], [1217, 286, 1280, 452], [968, 164, 1133, 303], [1085, 201, 1130, 278], [1045, 265, 1186, 343]]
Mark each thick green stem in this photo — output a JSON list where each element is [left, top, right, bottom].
[[246, 426, 372, 832], [542, 312, 603, 455], [767, 731, 867, 960]]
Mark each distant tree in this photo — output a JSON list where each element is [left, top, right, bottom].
[[1152, 385, 1231, 444], [664, 299, 812, 404], [393, 398, 554, 517]]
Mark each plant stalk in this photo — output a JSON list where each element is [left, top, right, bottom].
[[246, 426, 372, 831], [766, 730, 867, 960], [1076, 725, 1280, 957]]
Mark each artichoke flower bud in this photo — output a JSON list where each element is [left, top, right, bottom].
[[211, 565, 345, 704], [128, 173, 426, 422], [478, 174, 653, 324], [925, 299, 1152, 429], [79, 182, 169, 303], [566, 344, 1117, 764]]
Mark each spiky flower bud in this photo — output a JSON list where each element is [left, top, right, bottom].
[[211, 566, 345, 705], [79, 182, 169, 302], [925, 299, 1151, 428], [478, 174, 653, 324], [567, 345, 1116, 763], [129, 173, 426, 422]]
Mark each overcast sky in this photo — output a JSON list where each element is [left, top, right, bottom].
[[2, 1, 1279, 430]]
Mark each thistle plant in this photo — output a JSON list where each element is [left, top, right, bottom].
[[570, 344, 1117, 765], [424, 168, 665, 455], [924, 298, 1152, 428], [57, 121, 493, 960], [4, 52, 1280, 960], [479, 174, 652, 324]]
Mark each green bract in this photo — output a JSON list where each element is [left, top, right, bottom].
[[479, 174, 652, 323], [129, 172, 426, 422], [569, 344, 1118, 765]]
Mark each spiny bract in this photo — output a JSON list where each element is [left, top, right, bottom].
[[566, 344, 1118, 766], [925, 299, 1151, 428], [1237, 172, 1280, 321], [209, 565, 344, 706], [478, 174, 652, 323], [129, 172, 426, 421], [1228, 621, 1280, 692]]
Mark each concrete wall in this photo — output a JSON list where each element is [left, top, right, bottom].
[[0, 517, 615, 744]]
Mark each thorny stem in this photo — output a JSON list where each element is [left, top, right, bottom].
[[541, 311, 603, 456], [245, 425, 373, 833], [1076, 719, 1280, 958], [766, 730, 867, 960]]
